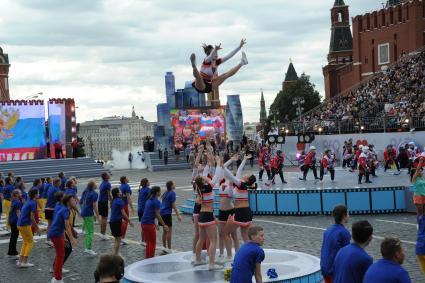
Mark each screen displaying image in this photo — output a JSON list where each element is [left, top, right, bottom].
[[48, 101, 67, 157], [0, 103, 46, 161], [170, 108, 226, 150]]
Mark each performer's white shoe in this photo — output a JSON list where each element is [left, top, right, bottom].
[[240, 51, 248, 65]]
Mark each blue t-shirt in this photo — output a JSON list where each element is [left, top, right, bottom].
[[48, 205, 70, 238], [21, 190, 28, 201], [17, 199, 37, 227], [141, 197, 160, 224], [3, 184, 15, 200], [110, 198, 125, 222], [137, 186, 150, 214], [416, 215, 425, 255], [320, 224, 351, 276], [230, 242, 265, 283], [363, 259, 411, 283], [64, 187, 77, 197], [41, 183, 51, 199], [333, 243, 373, 283], [35, 185, 44, 198], [98, 180, 111, 203], [120, 183, 132, 205], [9, 199, 22, 226], [60, 177, 67, 191], [46, 186, 60, 209], [81, 190, 98, 217], [160, 191, 176, 216]]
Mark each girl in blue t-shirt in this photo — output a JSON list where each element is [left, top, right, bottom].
[[80, 179, 99, 256], [141, 186, 169, 258], [48, 194, 78, 282], [8, 189, 22, 257], [110, 187, 133, 255], [160, 181, 182, 252], [137, 178, 151, 243], [119, 176, 134, 244], [17, 189, 41, 268], [3, 177, 15, 229], [0, 179, 4, 223]]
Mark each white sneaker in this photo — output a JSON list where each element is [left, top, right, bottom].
[[100, 234, 109, 241], [51, 278, 65, 283], [19, 262, 34, 268], [190, 253, 196, 264], [121, 239, 128, 245], [193, 259, 207, 266], [84, 249, 97, 256], [224, 256, 233, 263], [45, 240, 53, 247], [240, 51, 248, 66], [216, 254, 225, 263]]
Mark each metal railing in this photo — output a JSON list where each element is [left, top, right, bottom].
[[284, 115, 425, 135]]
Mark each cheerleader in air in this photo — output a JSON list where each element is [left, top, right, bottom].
[[190, 39, 248, 93]]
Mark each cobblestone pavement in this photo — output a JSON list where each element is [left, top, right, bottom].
[[0, 166, 423, 282]]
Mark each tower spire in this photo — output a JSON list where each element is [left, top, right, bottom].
[[260, 89, 267, 125]]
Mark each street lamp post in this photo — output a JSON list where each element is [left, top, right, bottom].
[[292, 97, 305, 133], [24, 92, 43, 100]]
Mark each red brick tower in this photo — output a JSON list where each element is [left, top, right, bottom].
[[0, 47, 10, 101]]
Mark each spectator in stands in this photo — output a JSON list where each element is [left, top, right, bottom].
[[363, 237, 411, 283], [333, 220, 374, 283], [320, 205, 351, 283]]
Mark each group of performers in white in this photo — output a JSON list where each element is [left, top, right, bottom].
[[257, 142, 425, 185]]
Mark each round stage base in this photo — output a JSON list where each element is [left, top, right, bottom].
[[123, 249, 322, 283]]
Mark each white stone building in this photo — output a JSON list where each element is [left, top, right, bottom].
[[79, 107, 155, 161]]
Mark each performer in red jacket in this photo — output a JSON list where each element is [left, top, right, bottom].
[[358, 146, 372, 184], [267, 150, 287, 185], [320, 149, 335, 181], [384, 144, 400, 174], [258, 145, 271, 181], [299, 146, 319, 181]]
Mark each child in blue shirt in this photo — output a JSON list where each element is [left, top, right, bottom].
[[8, 189, 22, 257], [334, 220, 373, 283], [363, 237, 411, 283], [110, 187, 132, 255], [81, 179, 99, 256], [231, 226, 265, 283], [320, 205, 351, 283], [160, 180, 182, 252]]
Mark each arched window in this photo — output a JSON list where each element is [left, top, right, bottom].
[[374, 12, 378, 28], [382, 12, 386, 26], [390, 9, 394, 24], [338, 11, 344, 22]]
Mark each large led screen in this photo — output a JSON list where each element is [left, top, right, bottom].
[[170, 108, 226, 150], [48, 101, 67, 157], [0, 103, 46, 161]]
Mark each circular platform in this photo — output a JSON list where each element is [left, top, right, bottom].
[[123, 249, 322, 283]]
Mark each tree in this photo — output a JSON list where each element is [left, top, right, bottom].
[[266, 73, 321, 133]]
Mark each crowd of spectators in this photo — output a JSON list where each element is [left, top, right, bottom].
[[295, 49, 425, 133]]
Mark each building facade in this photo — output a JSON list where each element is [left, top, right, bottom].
[[79, 109, 155, 161], [165, 72, 176, 108], [323, 0, 425, 99], [226, 95, 244, 143], [243, 122, 260, 141], [0, 47, 10, 101]]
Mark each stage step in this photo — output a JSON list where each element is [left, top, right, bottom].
[[0, 158, 109, 180], [146, 152, 191, 172]]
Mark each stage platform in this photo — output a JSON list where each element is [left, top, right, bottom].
[[123, 249, 322, 283], [179, 168, 412, 216]]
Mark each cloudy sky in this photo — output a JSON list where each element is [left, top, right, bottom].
[[1, 0, 382, 123]]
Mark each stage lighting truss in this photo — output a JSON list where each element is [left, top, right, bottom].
[[267, 135, 285, 144], [297, 133, 315, 144]]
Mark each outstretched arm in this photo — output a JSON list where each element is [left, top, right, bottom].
[[236, 158, 248, 179], [220, 39, 246, 64], [204, 46, 219, 63], [224, 167, 241, 187]]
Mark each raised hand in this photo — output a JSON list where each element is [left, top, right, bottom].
[[240, 38, 247, 48], [215, 43, 222, 51]]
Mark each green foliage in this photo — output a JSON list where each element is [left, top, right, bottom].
[[266, 73, 321, 132]]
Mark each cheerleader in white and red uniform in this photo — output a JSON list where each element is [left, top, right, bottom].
[[358, 146, 372, 184], [267, 150, 287, 185], [320, 149, 336, 181], [190, 39, 248, 94], [411, 152, 425, 181]]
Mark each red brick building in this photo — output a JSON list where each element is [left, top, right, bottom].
[[323, 0, 425, 99], [0, 46, 10, 101]]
